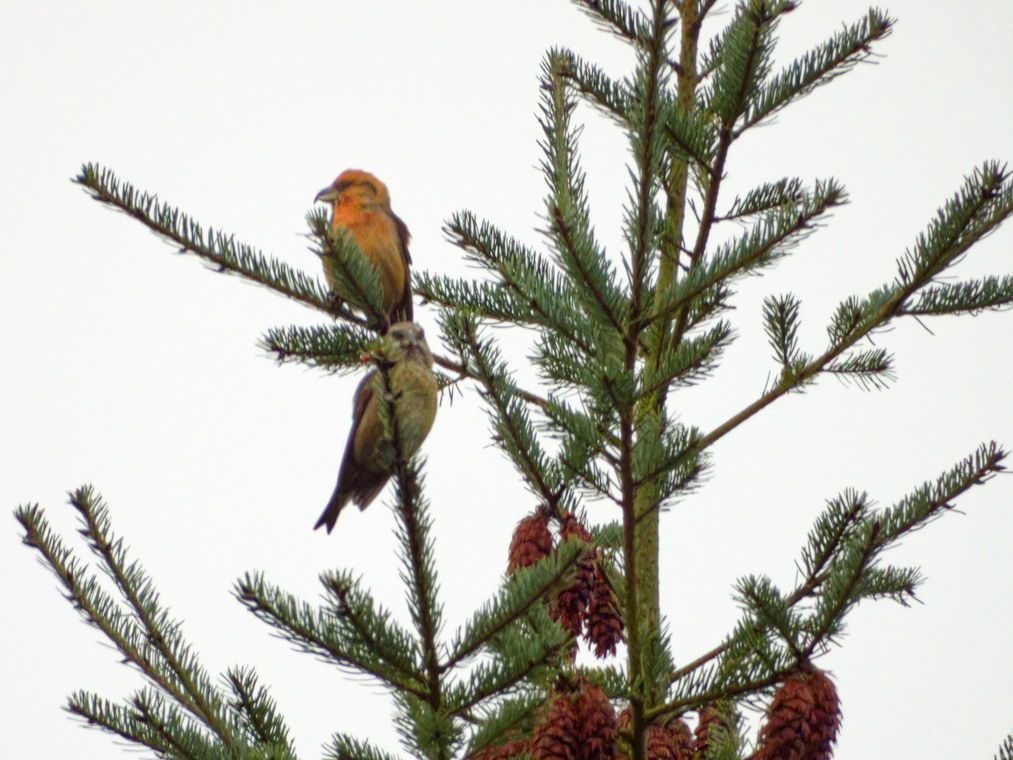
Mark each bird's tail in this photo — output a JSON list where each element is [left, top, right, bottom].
[[314, 486, 349, 534]]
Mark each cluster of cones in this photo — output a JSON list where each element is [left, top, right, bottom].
[[473, 666, 838, 760], [507, 507, 624, 659], [472, 677, 735, 760], [495, 507, 843, 760]]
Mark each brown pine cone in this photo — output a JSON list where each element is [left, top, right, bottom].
[[531, 695, 580, 760], [693, 702, 738, 757], [574, 684, 617, 760], [551, 516, 596, 635], [755, 665, 840, 760], [648, 718, 694, 760], [583, 565, 624, 659], [616, 709, 694, 760], [508, 506, 554, 574]]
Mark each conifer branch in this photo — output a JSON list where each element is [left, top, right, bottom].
[[801, 521, 881, 654], [649, 179, 846, 332], [464, 692, 545, 758], [717, 178, 808, 222], [15, 496, 302, 759], [662, 110, 718, 176], [740, 9, 895, 133], [225, 667, 294, 754], [692, 164, 1013, 454], [643, 319, 733, 394], [551, 202, 626, 336], [74, 164, 355, 321], [260, 323, 376, 373], [305, 209, 388, 325], [666, 443, 1006, 691], [321, 573, 426, 684], [443, 313, 570, 512], [416, 273, 547, 327], [323, 735, 404, 760], [996, 733, 1013, 760], [67, 690, 224, 760], [542, 52, 630, 336], [236, 573, 428, 698], [390, 461, 443, 710], [556, 48, 634, 125], [897, 275, 1013, 315], [575, 0, 653, 49], [624, 0, 671, 331], [71, 489, 242, 755], [444, 541, 583, 670], [688, 3, 776, 274], [440, 211, 597, 355]]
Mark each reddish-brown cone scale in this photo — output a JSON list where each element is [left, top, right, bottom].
[[469, 738, 529, 760], [575, 684, 617, 760], [584, 564, 624, 658], [507, 506, 554, 574], [531, 695, 581, 760], [755, 665, 841, 760]]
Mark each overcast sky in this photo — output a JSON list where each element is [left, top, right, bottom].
[[2, 2, 1011, 759]]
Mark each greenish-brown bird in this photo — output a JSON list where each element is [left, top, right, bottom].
[[314, 169, 413, 327], [315, 322, 438, 533]]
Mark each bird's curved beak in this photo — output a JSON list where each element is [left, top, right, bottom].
[[315, 185, 339, 204]]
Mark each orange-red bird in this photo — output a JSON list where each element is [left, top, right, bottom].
[[315, 170, 413, 325]]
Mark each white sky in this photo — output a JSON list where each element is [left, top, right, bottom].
[[2, 2, 1011, 758]]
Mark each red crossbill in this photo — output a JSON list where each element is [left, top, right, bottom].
[[314, 322, 438, 532], [315, 169, 413, 325]]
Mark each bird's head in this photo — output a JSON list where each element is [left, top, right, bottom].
[[315, 169, 392, 211], [386, 321, 433, 368]]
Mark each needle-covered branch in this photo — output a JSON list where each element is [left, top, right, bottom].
[[74, 164, 343, 319], [260, 322, 377, 373], [718, 177, 809, 222], [897, 275, 1013, 316], [740, 9, 895, 133], [438, 210, 596, 355], [542, 51, 630, 336], [574, 0, 654, 49], [16, 494, 296, 760], [322, 735, 404, 760], [442, 312, 573, 513], [665, 442, 1006, 700], [691, 166, 1012, 457], [67, 689, 233, 760], [320, 572, 426, 683], [556, 48, 635, 126], [463, 691, 546, 759], [225, 667, 295, 756], [236, 572, 428, 698], [444, 539, 585, 669], [651, 178, 847, 331], [305, 209, 388, 324]]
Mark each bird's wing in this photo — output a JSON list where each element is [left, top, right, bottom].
[[350, 371, 376, 425], [391, 211, 413, 322], [314, 372, 378, 532], [392, 212, 412, 265]]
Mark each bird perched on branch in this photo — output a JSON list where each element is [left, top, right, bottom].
[[315, 169, 413, 327], [315, 322, 438, 533]]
